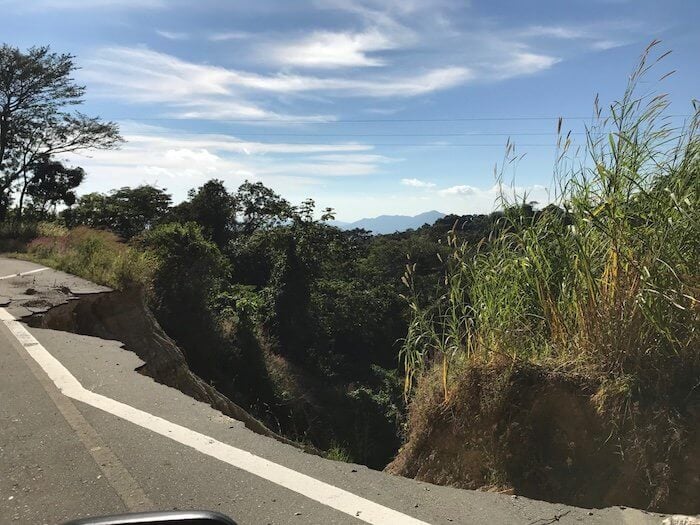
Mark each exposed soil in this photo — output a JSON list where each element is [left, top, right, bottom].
[[386, 361, 700, 514]]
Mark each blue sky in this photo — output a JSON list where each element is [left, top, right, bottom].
[[2, 0, 698, 220]]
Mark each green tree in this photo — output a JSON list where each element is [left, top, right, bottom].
[[263, 235, 311, 359], [64, 185, 171, 239], [62, 192, 108, 228], [171, 179, 236, 248], [108, 186, 172, 239], [22, 157, 84, 217], [0, 45, 122, 220], [235, 181, 293, 234]]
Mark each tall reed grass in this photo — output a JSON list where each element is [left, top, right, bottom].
[[401, 42, 699, 404]]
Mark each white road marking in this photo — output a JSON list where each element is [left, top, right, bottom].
[[0, 307, 430, 525], [3, 316, 153, 511], [0, 267, 49, 280]]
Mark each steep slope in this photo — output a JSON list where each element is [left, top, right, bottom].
[[387, 361, 700, 514], [24, 286, 303, 449]]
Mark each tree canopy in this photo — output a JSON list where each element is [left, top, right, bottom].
[[0, 44, 122, 219], [64, 185, 172, 239], [24, 157, 84, 216]]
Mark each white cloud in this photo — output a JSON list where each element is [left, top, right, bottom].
[[163, 100, 334, 123], [316, 0, 446, 16], [64, 125, 384, 201], [81, 46, 473, 123], [260, 162, 379, 177], [120, 129, 374, 155], [349, 66, 471, 96], [264, 29, 396, 68], [439, 184, 477, 195], [156, 30, 189, 40], [310, 153, 397, 163], [402, 178, 436, 188], [438, 183, 550, 206], [82, 48, 322, 122], [490, 52, 561, 80], [591, 40, 626, 50], [518, 23, 636, 53], [84, 47, 235, 100]]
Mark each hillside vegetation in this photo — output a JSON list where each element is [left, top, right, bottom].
[[1, 43, 697, 511], [389, 45, 700, 512], [6, 181, 497, 467]]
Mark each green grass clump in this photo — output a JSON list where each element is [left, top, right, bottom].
[[401, 42, 699, 405], [324, 442, 353, 463], [24, 226, 153, 289]]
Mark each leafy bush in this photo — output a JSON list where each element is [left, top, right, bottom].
[[138, 222, 233, 370], [139, 221, 229, 317]]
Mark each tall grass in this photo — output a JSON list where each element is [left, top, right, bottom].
[[401, 42, 699, 404], [24, 226, 153, 289]]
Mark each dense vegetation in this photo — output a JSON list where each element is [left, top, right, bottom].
[[5, 180, 502, 466]]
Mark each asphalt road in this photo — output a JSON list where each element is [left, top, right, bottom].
[[0, 257, 666, 525]]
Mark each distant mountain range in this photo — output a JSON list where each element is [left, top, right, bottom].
[[330, 210, 446, 234]]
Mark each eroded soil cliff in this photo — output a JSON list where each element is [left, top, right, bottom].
[[387, 361, 700, 514]]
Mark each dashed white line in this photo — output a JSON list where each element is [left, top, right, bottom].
[[0, 267, 49, 280], [0, 307, 431, 525]]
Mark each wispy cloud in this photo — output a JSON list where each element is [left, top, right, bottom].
[[156, 30, 190, 40], [81, 48, 316, 122], [439, 184, 477, 195], [591, 40, 627, 51], [520, 25, 588, 39], [120, 128, 374, 155], [490, 52, 561, 80], [310, 153, 398, 163], [67, 124, 385, 201], [518, 23, 637, 52], [73, 0, 632, 125], [81, 46, 472, 122], [263, 29, 396, 68], [402, 178, 436, 188]]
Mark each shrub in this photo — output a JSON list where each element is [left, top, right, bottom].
[[0, 221, 39, 242], [137, 222, 230, 371]]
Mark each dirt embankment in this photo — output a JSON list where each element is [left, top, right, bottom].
[[26, 287, 301, 448], [386, 362, 700, 514]]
